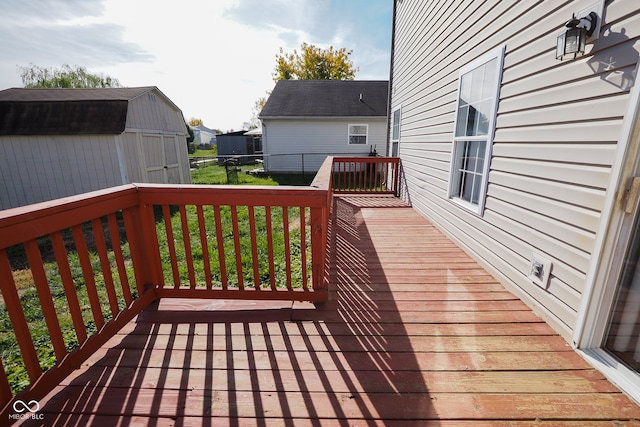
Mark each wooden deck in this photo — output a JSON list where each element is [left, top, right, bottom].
[[18, 196, 640, 425]]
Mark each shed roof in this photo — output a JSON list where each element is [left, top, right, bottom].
[[259, 80, 389, 119], [0, 86, 174, 135]]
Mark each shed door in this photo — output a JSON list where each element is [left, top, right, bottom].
[[163, 135, 182, 182], [141, 134, 183, 183]]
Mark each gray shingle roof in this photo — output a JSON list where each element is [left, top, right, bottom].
[[259, 80, 389, 118], [0, 87, 158, 135]]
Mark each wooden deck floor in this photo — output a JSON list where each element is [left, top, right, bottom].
[[20, 196, 640, 426]]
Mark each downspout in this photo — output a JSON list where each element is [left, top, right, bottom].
[[385, 0, 398, 157]]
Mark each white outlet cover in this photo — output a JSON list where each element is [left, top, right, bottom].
[[529, 253, 552, 289]]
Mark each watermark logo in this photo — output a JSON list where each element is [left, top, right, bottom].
[[12, 400, 40, 413], [9, 399, 44, 420]]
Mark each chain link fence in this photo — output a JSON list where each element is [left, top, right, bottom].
[[191, 152, 381, 180]]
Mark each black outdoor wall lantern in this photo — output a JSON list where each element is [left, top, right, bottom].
[[556, 11, 599, 60]]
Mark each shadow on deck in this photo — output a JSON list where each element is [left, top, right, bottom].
[[19, 196, 640, 426]]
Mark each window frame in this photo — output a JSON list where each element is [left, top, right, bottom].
[[448, 46, 505, 215], [391, 106, 402, 142], [348, 123, 369, 145]]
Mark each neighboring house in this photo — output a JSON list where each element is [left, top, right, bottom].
[[0, 86, 191, 210], [190, 124, 218, 148], [389, 0, 640, 401], [259, 80, 388, 173], [216, 130, 260, 164]]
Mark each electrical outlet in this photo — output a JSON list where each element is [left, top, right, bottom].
[[529, 253, 552, 289]]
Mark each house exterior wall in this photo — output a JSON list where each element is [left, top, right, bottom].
[[192, 129, 217, 147], [390, 0, 640, 340], [263, 118, 387, 173], [0, 135, 122, 209]]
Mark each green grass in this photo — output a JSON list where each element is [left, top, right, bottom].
[[191, 163, 314, 186], [191, 164, 278, 186], [1, 227, 137, 394], [0, 164, 313, 395], [190, 147, 218, 157], [155, 204, 310, 289]]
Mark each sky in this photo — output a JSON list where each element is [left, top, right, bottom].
[[0, 0, 393, 132]]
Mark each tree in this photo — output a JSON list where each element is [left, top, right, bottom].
[[247, 95, 268, 130], [19, 64, 122, 88], [188, 118, 204, 126], [249, 43, 358, 125], [273, 43, 359, 81]]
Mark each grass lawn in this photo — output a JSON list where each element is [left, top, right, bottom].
[[0, 162, 313, 395], [1, 229, 136, 394], [191, 163, 278, 185]]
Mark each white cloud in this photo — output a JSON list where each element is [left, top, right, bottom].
[[0, 0, 391, 131]]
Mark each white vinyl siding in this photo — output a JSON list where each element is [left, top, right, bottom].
[[262, 119, 386, 173], [390, 0, 638, 341]]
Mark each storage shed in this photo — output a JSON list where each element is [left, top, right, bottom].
[[216, 130, 261, 165], [0, 86, 191, 210]]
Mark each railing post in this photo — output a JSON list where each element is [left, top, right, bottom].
[[310, 205, 328, 297], [393, 158, 401, 196], [123, 193, 163, 296]]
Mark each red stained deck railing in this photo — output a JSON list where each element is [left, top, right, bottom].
[[0, 156, 398, 421], [332, 156, 400, 195]]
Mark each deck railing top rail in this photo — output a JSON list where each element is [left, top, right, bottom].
[[0, 156, 398, 422]]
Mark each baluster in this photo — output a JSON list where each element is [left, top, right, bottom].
[[179, 205, 196, 289], [162, 205, 181, 288], [213, 205, 228, 289], [248, 206, 261, 290], [196, 205, 213, 290], [107, 213, 132, 304], [300, 207, 308, 291], [230, 206, 244, 290], [265, 206, 276, 290], [71, 225, 105, 330], [51, 231, 87, 344], [92, 218, 119, 317], [0, 249, 41, 382], [283, 207, 292, 290]]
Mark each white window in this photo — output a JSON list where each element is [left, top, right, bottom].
[[392, 107, 401, 142], [449, 46, 504, 214], [348, 124, 368, 145]]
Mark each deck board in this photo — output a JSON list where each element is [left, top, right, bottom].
[[18, 195, 640, 425]]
